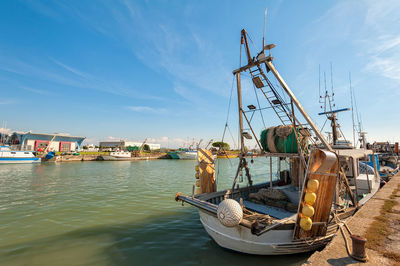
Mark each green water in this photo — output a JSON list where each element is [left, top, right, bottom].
[[0, 159, 310, 265]]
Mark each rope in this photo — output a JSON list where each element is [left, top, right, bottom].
[[320, 118, 328, 134]]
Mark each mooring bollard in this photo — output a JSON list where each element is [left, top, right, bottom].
[[339, 223, 368, 262], [350, 234, 368, 262]]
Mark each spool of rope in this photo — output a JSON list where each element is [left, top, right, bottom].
[[275, 125, 293, 138], [217, 199, 243, 227], [267, 127, 278, 153]]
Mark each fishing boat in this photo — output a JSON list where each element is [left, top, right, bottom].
[[167, 151, 180, 159], [100, 151, 132, 161], [0, 145, 40, 163], [176, 149, 198, 160], [174, 27, 380, 255]]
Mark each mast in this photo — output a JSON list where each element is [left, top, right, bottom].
[[236, 73, 245, 154], [330, 113, 338, 145], [230, 35, 253, 192], [241, 29, 252, 65]]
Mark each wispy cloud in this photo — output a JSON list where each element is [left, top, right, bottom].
[[50, 57, 91, 79], [24, 0, 62, 21], [20, 86, 49, 95], [314, 0, 400, 84], [28, 1, 232, 100], [126, 105, 167, 114], [0, 99, 15, 105], [146, 136, 190, 148], [0, 53, 166, 101]]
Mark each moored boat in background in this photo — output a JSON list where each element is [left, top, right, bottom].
[[100, 151, 132, 161], [176, 149, 197, 160], [0, 145, 40, 163]]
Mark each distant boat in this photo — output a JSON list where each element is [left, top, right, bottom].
[[0, 145, 40, 163], [100, 151, 132, 161], [168, 149, 198, 160], [176, 150, 197, 160], [167, 151, 180, 159]]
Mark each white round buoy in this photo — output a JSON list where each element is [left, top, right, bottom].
[[217, 199, 243, 227]]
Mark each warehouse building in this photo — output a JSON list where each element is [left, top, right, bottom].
[[8, 132, 85, 152], [99, 140, 160, 151]]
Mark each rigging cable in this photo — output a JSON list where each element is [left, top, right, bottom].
[[217, 75, 237, 182], [319, 117, 328, 133]]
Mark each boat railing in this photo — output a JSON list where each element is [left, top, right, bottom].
[[196, 182, 273, 204]]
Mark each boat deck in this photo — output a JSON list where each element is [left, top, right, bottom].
[[243, 200, 295, 219]]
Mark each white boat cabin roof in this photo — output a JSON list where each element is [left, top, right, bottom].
[[333, 148, 372, 159]]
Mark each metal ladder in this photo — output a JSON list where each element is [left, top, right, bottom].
[[249, 65, 293, 125], [248, 62, 316, 153]]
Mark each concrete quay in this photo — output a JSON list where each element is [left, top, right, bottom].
[[304, 172, 400, 265]]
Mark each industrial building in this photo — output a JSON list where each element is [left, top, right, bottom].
[[99, 140, 161, 151], [7, 132, 85, 152]]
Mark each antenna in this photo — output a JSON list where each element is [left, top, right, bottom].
[[330, 62, 334, 102], [263, 8, 267, 50], [349, 72, 356, 148], [319, 64, 322, 103]]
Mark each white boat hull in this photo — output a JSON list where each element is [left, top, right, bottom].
[[176, 151, 197, 160], [198, 210, 333, 255], [100, 155, 132, 161], [0, 147, 40, 164]]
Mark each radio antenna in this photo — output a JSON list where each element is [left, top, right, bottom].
[[319, 64, 321, 103], [330, 62, 335, 103], [262, 8, 267, 50], [349, 72, 356, 148]]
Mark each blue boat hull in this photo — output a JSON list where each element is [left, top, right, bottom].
[[0, 157, 41, 164]]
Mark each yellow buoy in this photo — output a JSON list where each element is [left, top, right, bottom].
[[304, 192, 317, 205], [196, 188, 201, 194], [195, 173, 199, 179], [307, 179, 319, 192], [302, 204, 315, 217], [300, 217, 313, 231], [195, 165, 199, 171], [195, 180, 200, 187]]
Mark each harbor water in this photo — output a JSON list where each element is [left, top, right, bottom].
[[0, 158, 310, 265]]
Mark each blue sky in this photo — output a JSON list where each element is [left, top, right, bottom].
[[0, 0, 399, 148]]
